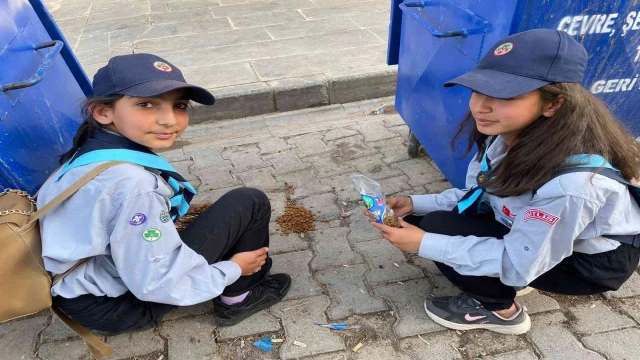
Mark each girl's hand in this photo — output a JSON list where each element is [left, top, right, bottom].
[[230, 247, 269, 276], [387, 196, 414, 216], [370, 218, 425, 252]]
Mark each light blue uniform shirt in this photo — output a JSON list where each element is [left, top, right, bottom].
[[411, 136, 640, 286], [38, 162, 242, 306]]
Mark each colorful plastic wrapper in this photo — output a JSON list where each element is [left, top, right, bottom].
[[351, 174, 400, 227], [314, 322, 361, 330], [252, 338, 272, 352]]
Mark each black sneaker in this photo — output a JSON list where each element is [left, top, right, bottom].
[[424, 293, 531, 334], [213, 273, 291, 327]]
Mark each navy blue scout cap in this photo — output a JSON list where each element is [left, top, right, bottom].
[[92, 53, 215, 105], [445, 29, 588, 99]]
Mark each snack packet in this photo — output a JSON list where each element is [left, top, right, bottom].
[[351, 174, 400, 227]]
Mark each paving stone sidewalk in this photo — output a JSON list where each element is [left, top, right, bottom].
[[4, 97, 640, 359], [44, 0, 396, 121]]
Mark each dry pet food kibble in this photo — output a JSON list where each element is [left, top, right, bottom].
[[275, 198, 317, 235], [351, 174, 400, 228], [174, 201, 212, 231]]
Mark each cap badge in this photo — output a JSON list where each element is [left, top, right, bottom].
[[494, 42, 514, 56], [153, 61, 172, 72]]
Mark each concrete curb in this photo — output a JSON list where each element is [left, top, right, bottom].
[[190, 65, 397, 124]]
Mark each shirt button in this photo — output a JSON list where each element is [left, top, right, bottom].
[[524, 246, 530, 251]]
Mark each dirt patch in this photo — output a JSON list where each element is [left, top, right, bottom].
[[331, 312, 396, 351], [216, 331, 285, 360]]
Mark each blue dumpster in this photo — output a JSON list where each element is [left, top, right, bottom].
[[389, 0, 640, 188], [1, 0, 91, 194]]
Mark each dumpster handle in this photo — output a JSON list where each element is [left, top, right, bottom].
[[2, 40, 64, 92], [400, 2, 487, 38]]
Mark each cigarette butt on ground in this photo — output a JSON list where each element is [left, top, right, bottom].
[[352, 342, 364, 352], [293, 341, 307, 348], [271, 339, 284, 343]]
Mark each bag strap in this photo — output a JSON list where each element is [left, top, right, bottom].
[[51, 307, 114, 358], [35, 162, 130, 359], [27, 161, 129, 225]]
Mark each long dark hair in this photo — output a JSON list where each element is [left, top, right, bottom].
[[452, 83, 640, 197], [59, 95, 124, 164]]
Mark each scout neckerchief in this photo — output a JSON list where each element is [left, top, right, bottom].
[[56, 130, 196, 220], [456, 149, 493, 216], [456, 141, 618, 217]]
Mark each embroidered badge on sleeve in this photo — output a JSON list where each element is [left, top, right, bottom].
[[524, 209, 560, 226]]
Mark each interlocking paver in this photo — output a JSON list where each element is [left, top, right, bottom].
[[270, 251, 320, 299], [0, 316, 49, 360], [347, 154, 404, 180], [604, 271, 640, 298], [528, 312, 604, 360], [258, 137, 296, 155], [375, 279, 443, 337], [320, 174, 362, 202], [316, 264, 388, 319], [269, 222, 310, 254], [569, 301, 636, 334], [302, 153, 357, 179], [38, 340, 90, 360], [218, 311, 281, 340], [481, 350, 539, 360], [355, 239, 424, 284], [263, 151, 312, 175], [271, 296, 345, 359], [310, 226, 362, 270], [323, 128, 360, 142], [354, 340, 412, 360], [618, 297, 640, 323], [369, 137, 413, 165], [287, 133, 331, 157], [517, 290, 560, 314], [399, 331, 463, 360], [582, 328, 640, 360], [223, 146, 272, 173], [104, 328, 165, 360], [298, 193, 341, 220], [349, 119, 398, 143], [276, 171, 334, 199], [348, 210, 383, 243], [162, 301, 214, 321], [234, 167, 281, 191], [392, 158, 447, 187], [194, 166, 244, 190], [159, 316, 217, 359], [325, 135, 379, 160], [461, 330, 530, 358]]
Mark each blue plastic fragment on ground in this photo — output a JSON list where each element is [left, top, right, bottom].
[[314, 322, 361, 330], [252, 338, 272, 352]]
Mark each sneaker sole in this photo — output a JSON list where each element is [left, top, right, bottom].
[[423, 299, 531, 335], [215, 280, 292, 327], [515, 287, 535, 297]]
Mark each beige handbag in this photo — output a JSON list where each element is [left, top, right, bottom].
[[0, 161, 128, 359]]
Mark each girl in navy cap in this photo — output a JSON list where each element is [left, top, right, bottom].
[[371, 29, 640, 334], [37, 53, 291, 335]]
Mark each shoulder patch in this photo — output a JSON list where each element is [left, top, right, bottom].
[[524, 209, 560, 226], [160, 210, 171, 223], [130, 213, 147, 226], [142, 228, 162, 242]]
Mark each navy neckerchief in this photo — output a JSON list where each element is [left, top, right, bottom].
[[56, 130, 196, 220]]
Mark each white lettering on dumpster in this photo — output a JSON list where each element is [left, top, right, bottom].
[[557, 14, 619, 36], [590, 76, 639, 94]]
